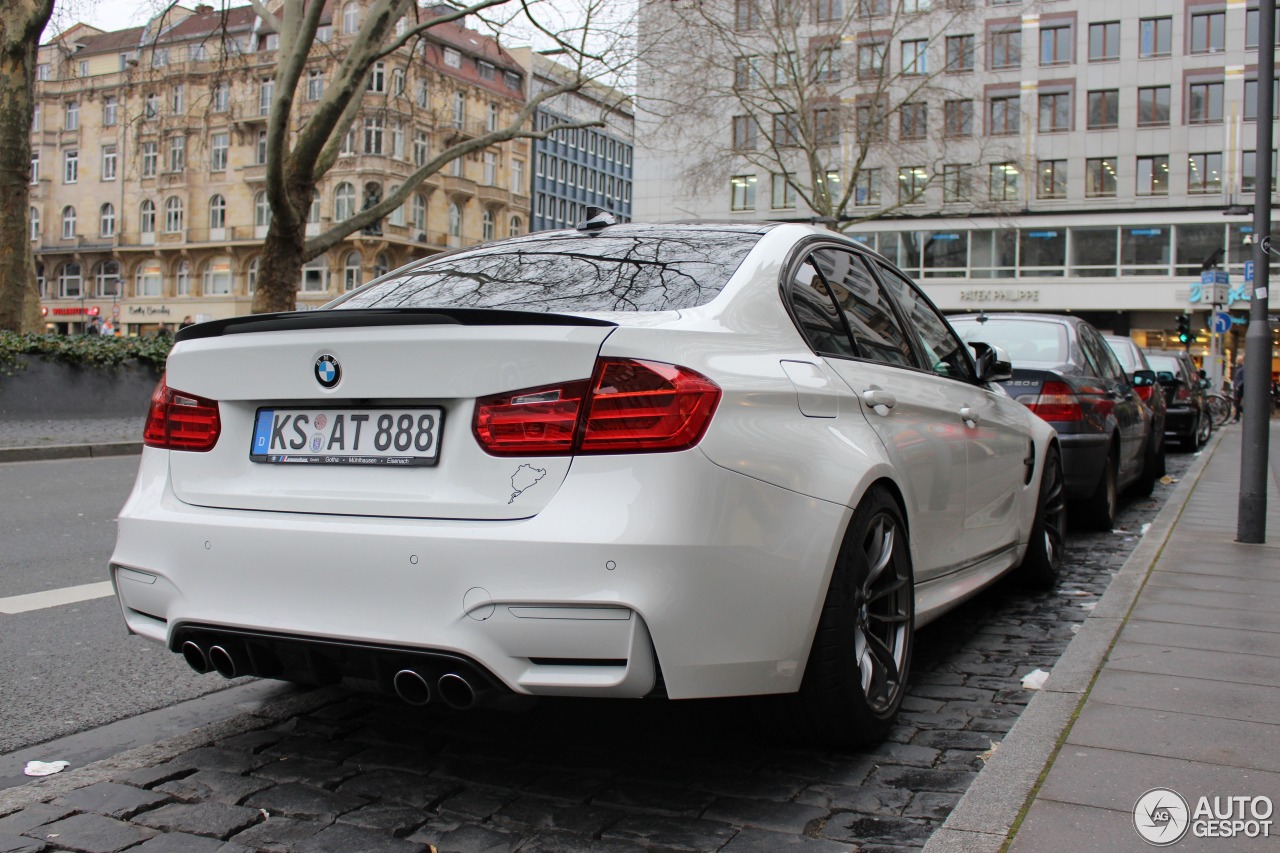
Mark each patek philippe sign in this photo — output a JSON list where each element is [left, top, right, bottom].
[[959, 289, 1041, 303], [126, 305, 174, 316]]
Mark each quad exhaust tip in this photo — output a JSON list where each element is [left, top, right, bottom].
[[393, 669, 433, 706], [437, 672, 478, 710], [181, 641, 210, 674], [208, 645, 240, 679]]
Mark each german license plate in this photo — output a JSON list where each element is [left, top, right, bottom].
[[250, 407, 443, 466]]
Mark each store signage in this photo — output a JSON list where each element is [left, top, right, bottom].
[[126, 305, 174, 316], [49, 307, 84, 316], [1025, 231, 1058, 239], [1189, 282, 1249, 305], [959, 289, 1041, 302]]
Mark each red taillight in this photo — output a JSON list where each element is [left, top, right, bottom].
[[1135, 385, 1155, 401], [1175, 386, 1191, 402], [1022, 380, 1083, 423], [143, 374, 221, 451], [472, 358, 721, 456]]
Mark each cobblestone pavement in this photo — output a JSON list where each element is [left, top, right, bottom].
[[0, 418, 145, 449], [1, 450, 1197, 853]]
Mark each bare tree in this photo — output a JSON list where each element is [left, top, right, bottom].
[[245, 0, 629, 313], [639, 0, 1018, 231], [0, 0, 55, 333]]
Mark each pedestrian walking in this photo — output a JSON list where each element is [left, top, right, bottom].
[[101, 317, 116, 337], [1232, 354, 1245, 422], [85, 317, 102, 336], [179, 315, 195, 330]]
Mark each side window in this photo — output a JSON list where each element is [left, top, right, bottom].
[[784, 260, 856, 358], [812, 249, 917, 368], [1079, 326, 1120, 381], [875, 264, 976, 382]]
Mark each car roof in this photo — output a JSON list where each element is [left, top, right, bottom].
[[950, 312, 1080, 326]]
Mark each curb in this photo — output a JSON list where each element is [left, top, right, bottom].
[[923, 429, 1226, 853], [0, 442, 142, 464]]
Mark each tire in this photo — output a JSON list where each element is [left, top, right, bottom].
[[1078, 447, 1118, 531], [1019, 445, 1066, 588], [1133, 434, 1162, 497], [1195, 410, 1212, 447], [782, 487, 914, 748], [1207, 394, 1232, 428]]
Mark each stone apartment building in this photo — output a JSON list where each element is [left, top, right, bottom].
[[31, 1, 532, 333]]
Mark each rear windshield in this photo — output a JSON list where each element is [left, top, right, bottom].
[[331, 231, 763, 313], [1146, 355, 1181, 377], [951, 318, 1069, 365], [1104, 338, 1139, 371]]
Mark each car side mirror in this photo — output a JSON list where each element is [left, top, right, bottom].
[[969, 341, 1013, 383], [1198, 378, 1212, 390], [1132, 369, 1157, 388], [1156, 371, 1177, 386]]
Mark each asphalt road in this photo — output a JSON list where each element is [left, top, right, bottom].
[[0, 456, 244, 757]]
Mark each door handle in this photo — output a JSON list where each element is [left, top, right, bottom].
[[960, 406, 979, 427], [862, 389, 897, 411]]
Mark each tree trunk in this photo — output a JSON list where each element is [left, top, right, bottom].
[[252, 219, 309, 313], [0, 1, 52, 334]]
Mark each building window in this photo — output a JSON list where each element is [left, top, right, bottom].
[[134, 261, 162, 297], [211, 133, 228, 171], [334, 183, 355, 221], [945, 34, 974, 71], [989, 95, 1019, 135], [1087, 89, 1119, 129], [63, 150, 78, 184], [102, 96, 117, 126], [1188, 81, 1224, 124], [412, 194, 427, 234], [257, 130, 269, 165], [1242, 150, 1278, 193], [307, 69, 324, 101], [29, 207, 38, 241], [204, 258, 232, 295], [140, 200, 155, 234], [1137, 155, 1169, 196], [255, 191, 272, 227], [509, 215, 522, 237], [95, 261, 121, 297], [901, 39, 927, 75], [730, 175, 757, 210], [142, 142, 157, 177], [857, 41, 885, 78], [99, 203, 116, 237], [342, 2, 359, 33], [899, 166, 927, 204], [769, 173, 796, 209], [169, 136, 185, 172], [1246, 8, 1280, 49], [259, 78, 273, 116], [487, 102, 499, 132], [189, 43, 206, 61], [164, 196, 184, 232], [1190, 11, 1225, 54], [859, 0, 889, 15], [900, 102, 927, 139], [1137, 87, 1170, 126], [773, 112, 800, 146], [448, 203, 462, 239], [989, 163, 1018, 201], [944, 99, 973, 137], [1089, 21, 1120, 62], [814, 0, 841, 22], [29, 150, 37, 184], [734, 0, 759, 30], [814, 108, 839, 145], [209, 194, 226, 229], [1244, 78, 1280, 121], [64, 101, 78, 130], [1188, 152, 1223, 193], [1139, 17, 1171, 57], [392, 68, 405, 96], [414, 131, 429, 167], [36, 63, 49, 81], [483, 151, 497, 185], [991, 28, 1021, 69], [171, 84, 184, 113], [308, 191, 321, 225], [814, 46, 840, 83], [510, 158, 524, 194], [145, 92, 159, 119], [79, 59, 89, 77], [1085, 157, 1117, 197], [101, 145, 117, 180], [1039, 92, 1071, 132], [443, 47, 461, 68], [364, 117, 383, 155], [300, 257, 326, 292], [368, 62, 385, 93], [942, 164, 969, 202], [734, 55, 762, 89], [61, 206, 77, 239], [477, 61, 494, 81], [452, 91, 465, 126], [1037, 160, 1067, 199], [31, 104, 39, 132], [58, 262, 82, 298], [1040, 24, 1071, 66], [213, 82, 229, 112], [482, 209, 495, 241], [247, 258, 258, 294]]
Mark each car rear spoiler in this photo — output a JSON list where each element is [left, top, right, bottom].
[[176, 308, 618, 342]]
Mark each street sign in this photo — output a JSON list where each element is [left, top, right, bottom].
[[111, 304, 120, 318], [1245, 261, 1255, 283], [1201, 270, 1230, 285], [1211, 311, 1233, 334]]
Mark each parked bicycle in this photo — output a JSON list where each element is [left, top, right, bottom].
[[1206, 392, 1233, 427]]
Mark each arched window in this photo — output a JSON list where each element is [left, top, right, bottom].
[[254, 191, 271, 227], [247, 257, 259, 293], [412, 194, 427, 235], [58, 262, 82, 298], [300, 256, 326, 292], [203, 257, 232, 295], [334, 182, 355, 221], [140, 200, 155, 234], [175, 259, 191, 295], [209, 194, 226, 229], [164, 196, 183, 232], [509, 215, 521, 237], [344, 251, 362, 291], [448, 202, 461, 238], [61, 206, 76, 239], [482, 208, 494, 241], [94, 260, 120, 297], [30, 207, 39, 241], [36, 262, 45, 298], [342, 2, 359, 33], [374, 252, 390, 278], [135, 260, 163, 297], [99, 203, 115, 237]]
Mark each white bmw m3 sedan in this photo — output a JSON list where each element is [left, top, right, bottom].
[[111, 218, 1063, 745]]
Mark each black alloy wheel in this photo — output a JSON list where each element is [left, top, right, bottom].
[[1020, 446, 1067, 587]]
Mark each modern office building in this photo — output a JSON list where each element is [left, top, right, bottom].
[[30, 1, 531, 334], [511, 48, 634, 231], [634, 1, 1280, 373]]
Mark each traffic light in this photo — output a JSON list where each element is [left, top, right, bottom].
[[1176, 314, 1191, 345]]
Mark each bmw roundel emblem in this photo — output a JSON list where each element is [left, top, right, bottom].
[[314, 354, 341, 388]]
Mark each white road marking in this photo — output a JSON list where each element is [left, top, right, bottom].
[[0, 581, 115, 614]]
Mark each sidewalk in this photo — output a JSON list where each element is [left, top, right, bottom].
[[929, 422, 1280, 852], [0, 417, 144, 462]]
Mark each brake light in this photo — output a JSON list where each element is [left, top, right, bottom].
[[1135, 385, 1155, 402], [473, 358, 721, 456], [1023, 380, 1083, 423], [1175, 386, 1191, 402], [143, 374, 221, 451]]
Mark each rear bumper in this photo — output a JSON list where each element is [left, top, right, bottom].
[[1164, 406, 1196, 439], [1057, 432, 1109, 499], [111, 447, 850, 701]]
